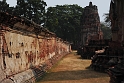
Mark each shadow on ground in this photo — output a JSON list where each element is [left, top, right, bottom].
[[40, 69, 108, 82]]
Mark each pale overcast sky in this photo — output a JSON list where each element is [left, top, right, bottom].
[[6, 0, 111, 22]]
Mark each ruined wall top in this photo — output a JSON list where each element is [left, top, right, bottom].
[[0, 12, 56, 37], [84, 2, 98, 12], [89, 2, 93, 6]]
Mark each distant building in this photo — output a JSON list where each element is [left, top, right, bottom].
[[80, 2, 103, 45]]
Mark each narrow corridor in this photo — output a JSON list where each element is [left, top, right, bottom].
[[37, 51, 109, 83]]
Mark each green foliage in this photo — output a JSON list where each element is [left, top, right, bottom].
[[101, 13, 112, 39], [46, 5, 83, 43], [15, 0, 47, 24], [101, 22, 112, 39], [0, 1, 83, 44], [0, 0, 10, 12], [0, 0, 47, 25], [103, 13, 111, 27]]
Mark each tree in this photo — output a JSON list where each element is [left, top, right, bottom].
[[103, 13, 111, 27], [46, 5, 83, 43], [0, 0, 16, 16], [100, 13, 112, 39], [46, 7, 58, 32], [15, 0, 47, 25], [0, 0, 47, 25], [0, 0, 10, 12], [101, 22, 112, 39]]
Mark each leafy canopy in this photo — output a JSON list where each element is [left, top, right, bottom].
[[46, 4, 83, 43]]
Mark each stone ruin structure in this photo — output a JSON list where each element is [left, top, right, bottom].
[[84, 0, 124, 83], [77, 2, 104, 59], [80, 2, 103, 46], [106, 0, 124, 83]]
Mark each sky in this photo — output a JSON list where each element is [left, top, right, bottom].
[[6, 0, 111, 22]]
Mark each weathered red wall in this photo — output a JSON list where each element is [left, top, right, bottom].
[[0, 12, 71, 83]]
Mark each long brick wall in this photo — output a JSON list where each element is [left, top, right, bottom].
[[0, 12, 71, 83]]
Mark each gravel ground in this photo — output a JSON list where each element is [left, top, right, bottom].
[[36, 51, 110, 83]]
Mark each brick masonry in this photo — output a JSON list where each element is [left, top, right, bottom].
[[0, 12, 71, 83]]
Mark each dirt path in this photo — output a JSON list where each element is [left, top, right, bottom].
[[37, 51, 110, 83]]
